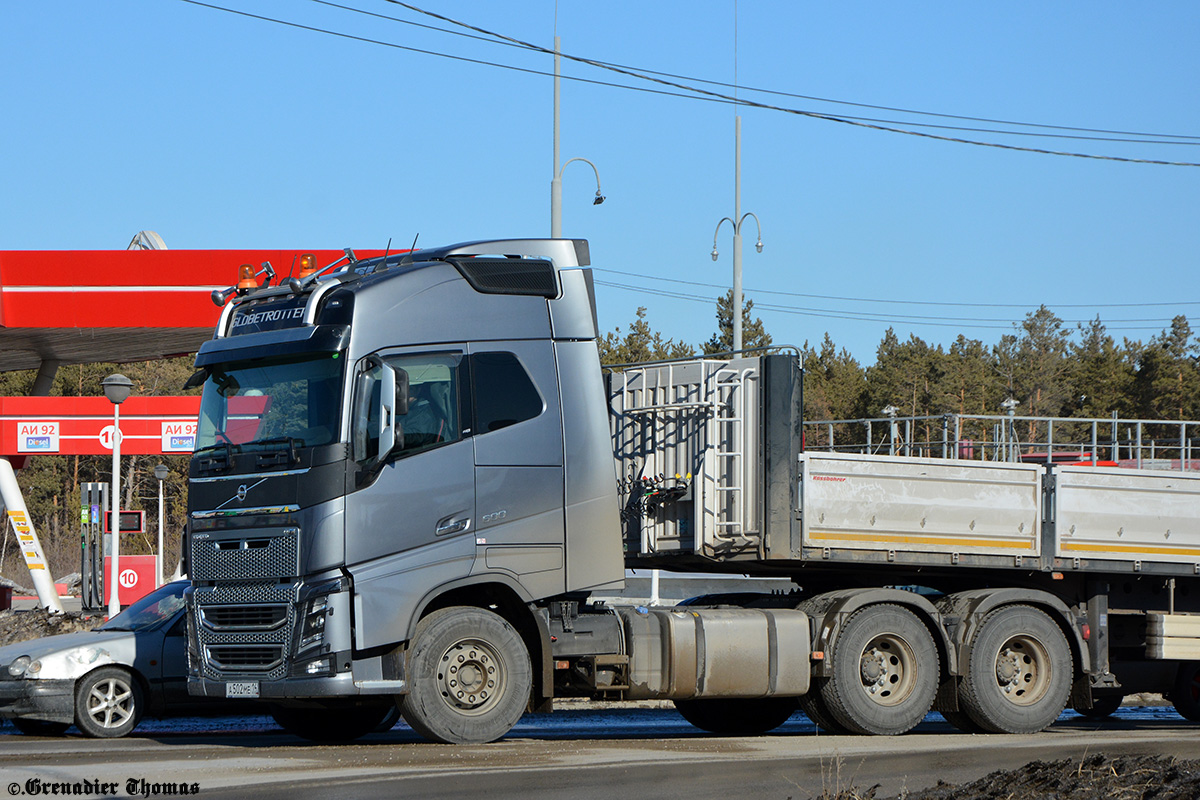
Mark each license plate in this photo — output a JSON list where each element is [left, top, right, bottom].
[[225, 682, 260, 699]]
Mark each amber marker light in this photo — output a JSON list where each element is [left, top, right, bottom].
[[297, 253, 318, 279], [236, 264, 257, 292]]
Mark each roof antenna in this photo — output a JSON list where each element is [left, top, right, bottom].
[[399, 233, 420, 266]]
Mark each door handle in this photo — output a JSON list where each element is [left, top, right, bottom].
[[436, 516, 471, 536]]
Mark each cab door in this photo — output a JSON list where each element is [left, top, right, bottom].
[[344, 348, 475, 650]]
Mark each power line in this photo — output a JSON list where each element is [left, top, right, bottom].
[[593, 268, 1200, 310], [593, 281, 1182, 333], [385, 1, 1200, 167], [177, 0, 1200, 166], [311, 0, 1200, 144]]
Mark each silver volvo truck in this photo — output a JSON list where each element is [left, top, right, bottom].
[[186, 239, 1200, 744]]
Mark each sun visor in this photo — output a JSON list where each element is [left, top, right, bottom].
[[194, 325, 349, 367]]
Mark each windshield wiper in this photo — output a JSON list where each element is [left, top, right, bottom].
[[250, 437, 302, 465]]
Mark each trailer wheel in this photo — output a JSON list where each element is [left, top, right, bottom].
[[958, 605, 1071, 734], [818, 604, 938, 735], [674, 697, 798, 735], [1170, 663, 1200, 722], [271, 702, 395, 742], [798, 688, 851, 734], [400, 606, 532, 744]]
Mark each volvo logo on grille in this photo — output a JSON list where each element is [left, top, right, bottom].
[[215, 477, 268, 510]]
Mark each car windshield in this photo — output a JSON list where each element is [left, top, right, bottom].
[[99, 582, 187, 632], [196, 352, 344, 451]]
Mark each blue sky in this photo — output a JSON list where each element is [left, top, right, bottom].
[[3, 2, 1197, 364]]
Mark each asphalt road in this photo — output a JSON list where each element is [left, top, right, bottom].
[[2, 707, 1198, 800]]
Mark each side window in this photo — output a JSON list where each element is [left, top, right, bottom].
[[387, 353, 463, 454], [472, 352, 544, 433]]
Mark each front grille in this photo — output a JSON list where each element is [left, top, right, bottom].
[[200, 604, 288, 631], [193, 582, 297, 681], [190, 530, 300, 581], [205, 645, 284, 671]]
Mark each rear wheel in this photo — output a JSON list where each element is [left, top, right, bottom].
[[12, 718, 70, 736], [674, 697, 798, 735], [958, 605, 1071, 734], [939, 708, 986, 733], [271, 702, 396, 742], [74, 666, 143, 738], [1170, 662, 1200, 721], [798, 689, 851, 734], [818, 604, 938, 735], [400, 606, 532, 744]]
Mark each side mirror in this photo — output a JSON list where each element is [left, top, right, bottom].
[[394, 368, 409, 417], [377, 362, 397, 458]]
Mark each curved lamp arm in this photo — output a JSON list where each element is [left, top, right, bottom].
[[738, 212, 764, 253], [711, 217, 735, 260], [558, 157, 605, 204]]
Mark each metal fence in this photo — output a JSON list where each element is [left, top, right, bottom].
[[802, 412, 1199, 471]]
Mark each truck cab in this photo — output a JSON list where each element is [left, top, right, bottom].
[[185, 240, 625, 739]]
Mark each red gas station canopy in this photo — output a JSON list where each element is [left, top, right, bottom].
[[0, 249, 376, 371], [0, 248, 383, 459]]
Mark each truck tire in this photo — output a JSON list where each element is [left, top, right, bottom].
[[400, 606, 532, 744], [271, 702, 396, 742], [798, 688, 851, 734], [957, 605, 1071, 734], [1074, 693, 1123, 719], [939, 708, 986, 734], [673, 697, 798, 735], [74, 666, 143, 739], [818, 604, 938, 735], [1170, 663, 1200, 722]]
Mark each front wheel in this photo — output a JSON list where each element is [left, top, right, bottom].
[[271, 702, 396, 742], [958, 605, 1071, 734], [674, 697, 798, 735], [74, 667, 144, 738], [818, 604, 938, 735], [400, 606, 532, 744]]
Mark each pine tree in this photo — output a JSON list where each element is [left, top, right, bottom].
[[800, 334, 867, 448], [1069, 317, 1136, 418], [598, 307, 695, 367], [1135, 315, 1200, 421], [702, 289, 772, 355]]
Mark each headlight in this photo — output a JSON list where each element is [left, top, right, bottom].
[[300, 596, 328, 651], [7, 656, 30, 677]]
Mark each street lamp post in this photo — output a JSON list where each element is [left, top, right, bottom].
[[549, 35, 605, 238], [710, 116, 762, 354], [102, 373, 133, 618], [711, 211, 763, 354], [551, 157, 605, 239], [154, 463, 169, 588]]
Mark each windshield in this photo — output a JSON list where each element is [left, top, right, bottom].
[[196, 352, 344, 450], [99, 581, 187, 632]]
